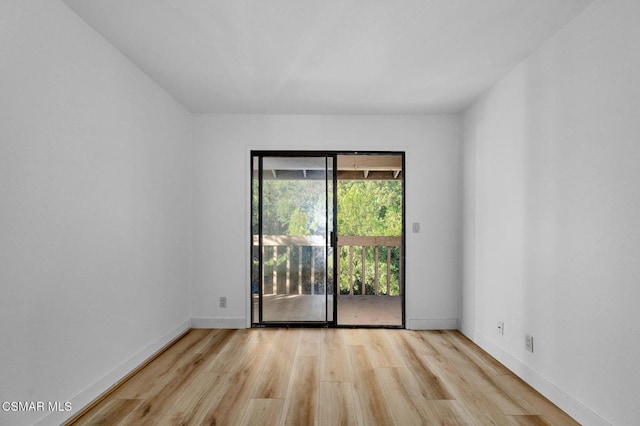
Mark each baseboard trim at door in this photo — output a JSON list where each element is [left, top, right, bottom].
[[407, 318, 458, 330], [458, 323, 610, 426], [53, 321, 191, 426], [191, 316, 246, 329]]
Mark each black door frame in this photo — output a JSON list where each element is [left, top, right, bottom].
[[250, 150, 405, 328]]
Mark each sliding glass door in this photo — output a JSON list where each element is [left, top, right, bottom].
[[252, 153, 336, 324]]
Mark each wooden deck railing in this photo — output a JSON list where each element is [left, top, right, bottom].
[[337, 236, 402, 296], [253, 234, 402, 296], [254, 235, 325, 295]]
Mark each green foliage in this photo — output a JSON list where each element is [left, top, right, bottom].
[[337, 180, 402, 236], [254, 178, 402, 238], [262, 179, 326, 235], [288, 208, 309, 235]]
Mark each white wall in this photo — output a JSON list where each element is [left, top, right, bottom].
[[0, 1, 192, 425], [462, 1, 640, 424], [192, 114, 461, 330]]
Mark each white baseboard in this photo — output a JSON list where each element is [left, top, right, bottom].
[[37, 320, 191, 426], [458, 322, 610, 426], [457, 319, 475, 338], [191, 316, 247, 329], [407, 318, 458, 330]]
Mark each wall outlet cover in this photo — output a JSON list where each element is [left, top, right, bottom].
[[525, 334, 534, 352]]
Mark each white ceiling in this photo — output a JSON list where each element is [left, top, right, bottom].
[[61, 0, 594, 114]]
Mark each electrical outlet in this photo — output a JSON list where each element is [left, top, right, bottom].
[[497, 321, 504, 335], [219, 297, 227, 308], [525, 334, 534, 352]]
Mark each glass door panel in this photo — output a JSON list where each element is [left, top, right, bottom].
[[258, 155, 334, 323], [335, 153, 404, 326]]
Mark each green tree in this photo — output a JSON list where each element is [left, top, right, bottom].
[[288, 208, 309, 235], [337, 179, 402, 296], [337, 180, 401, 236]]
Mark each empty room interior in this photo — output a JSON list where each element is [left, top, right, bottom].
[[2, 0, 639, 425]]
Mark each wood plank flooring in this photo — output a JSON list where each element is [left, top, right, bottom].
[[69, 329, 578, 425]]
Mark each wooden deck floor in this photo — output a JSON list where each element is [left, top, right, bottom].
[[338, 295, 401, 326], [70, 329, 577, 425], [253, 295, 402, 325]]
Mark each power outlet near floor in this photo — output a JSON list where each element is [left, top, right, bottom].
[[525, 334, 534, 352], [497, 321, 504, 335], [219, 297, 227, 308]]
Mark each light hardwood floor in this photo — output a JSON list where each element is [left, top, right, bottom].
[[69, 329, 578, 425]]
